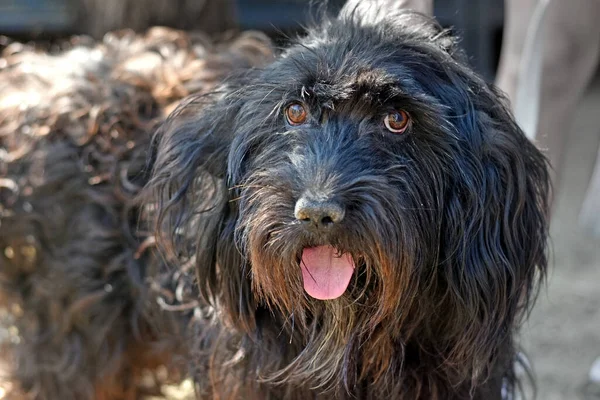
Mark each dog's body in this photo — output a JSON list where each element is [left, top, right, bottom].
[[1, 3, 549, 400], [0, 28, 272, 399]]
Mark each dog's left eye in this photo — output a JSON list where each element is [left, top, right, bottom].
[[285, 102, 308, 126], [384, 110, 410, 133]]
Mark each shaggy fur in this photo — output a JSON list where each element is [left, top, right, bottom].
[[149, 6, 550, 400], [0, 28, 272, 399]]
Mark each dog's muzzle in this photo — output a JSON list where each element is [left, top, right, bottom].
[[294, 194, 354, 300], [294, 195, 345, 230]]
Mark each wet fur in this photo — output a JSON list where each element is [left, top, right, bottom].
[[150, 9, 550, 400]]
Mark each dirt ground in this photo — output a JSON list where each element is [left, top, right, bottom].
[[520, 71, 600, 400]]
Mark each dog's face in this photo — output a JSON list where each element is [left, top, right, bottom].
[[151, 8, 549, 393], [231, 21, 461, 310]]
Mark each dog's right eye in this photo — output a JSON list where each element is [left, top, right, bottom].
[[384, 110, 410, 134], [285, 103, 308, 126]]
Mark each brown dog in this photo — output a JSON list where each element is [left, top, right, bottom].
[[0, 27, 272, 399]]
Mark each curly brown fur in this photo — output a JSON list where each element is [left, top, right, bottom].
[[149, 5, 550, 400], [0, 27, 273, 399]]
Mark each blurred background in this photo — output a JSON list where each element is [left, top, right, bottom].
[[0, 1, 598, 399], [0, 0, 504, 78]]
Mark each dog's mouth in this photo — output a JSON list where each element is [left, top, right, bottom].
[[299, 245, 355, 300]]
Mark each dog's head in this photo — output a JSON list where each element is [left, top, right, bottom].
[[150, 4, 549, 395]]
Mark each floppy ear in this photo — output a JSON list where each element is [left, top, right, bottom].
[[435, 80, 550, 382], [148, 93, 256, 331]]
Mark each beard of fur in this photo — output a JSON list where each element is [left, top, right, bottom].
[[227, 152, 524, 398], [236, 182, 427, 395]]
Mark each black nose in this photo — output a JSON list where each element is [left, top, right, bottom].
[[294, 196, 345, 229]]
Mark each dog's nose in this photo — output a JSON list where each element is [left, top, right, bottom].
[[294, 196, 345, 229]]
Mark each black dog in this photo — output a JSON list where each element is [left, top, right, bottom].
[[150, 2, 550, 399]]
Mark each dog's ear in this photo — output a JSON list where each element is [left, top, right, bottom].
[[435, 81, 550, 378], [147, 93, 256, 332]]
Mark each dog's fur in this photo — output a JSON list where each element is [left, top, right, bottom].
[[1, 3, 549, 400], [0, 28, 272, 399]]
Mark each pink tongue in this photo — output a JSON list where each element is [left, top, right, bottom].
[[300, 245, 355, 300]]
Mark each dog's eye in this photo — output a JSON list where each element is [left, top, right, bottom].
[[285, 103, 308, 125], [384, 110, 410, 133]]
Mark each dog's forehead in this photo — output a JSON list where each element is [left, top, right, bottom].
[[308, 69, 400, 104], [276, 45, 415, 105], [268, 23, 448, 107]]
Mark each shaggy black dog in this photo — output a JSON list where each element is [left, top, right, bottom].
[[150, 3, 550, 400]]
